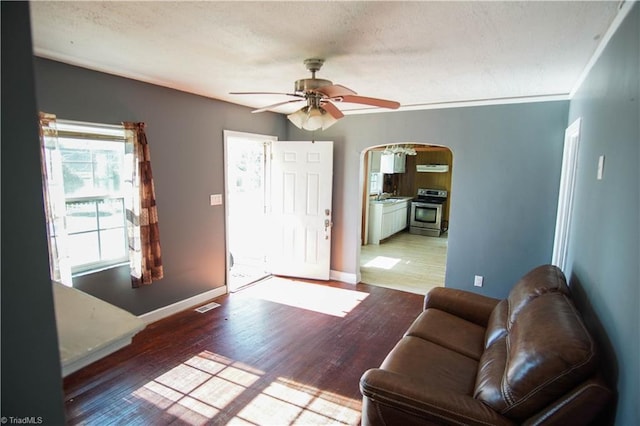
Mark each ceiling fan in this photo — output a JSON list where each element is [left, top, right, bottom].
[[230, 58, 400, 131]]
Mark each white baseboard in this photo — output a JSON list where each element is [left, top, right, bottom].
[[138, 286, 228, 325], [330, 270, 358, 284], [138, 273, 357, 325]]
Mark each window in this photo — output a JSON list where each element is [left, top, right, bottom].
[[53, 120, 128, 273], [41, 114, 163, 287], [370, 172, 383, 195]]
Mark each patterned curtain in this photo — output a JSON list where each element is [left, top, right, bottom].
[[124, 122, 164, 287], [38, 112, 73, 286]]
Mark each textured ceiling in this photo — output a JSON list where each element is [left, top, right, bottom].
[[30, 1, 624, 115]]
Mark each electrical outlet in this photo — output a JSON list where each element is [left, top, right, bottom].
[[474, 275, 484, 287]]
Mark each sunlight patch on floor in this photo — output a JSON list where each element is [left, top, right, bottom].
[[130, 350, 361, 425], [241, 277, 369, 318], [237, 377, 360, 425], [363, 255, 401, 270]]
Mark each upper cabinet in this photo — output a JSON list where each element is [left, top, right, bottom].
[[381, 153, 406, 173], [370, 151, 382, 173]]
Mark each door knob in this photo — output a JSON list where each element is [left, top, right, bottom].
[[324, 218, 333, 239]]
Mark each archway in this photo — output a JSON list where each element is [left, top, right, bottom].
[[358, 143, 454, 294]]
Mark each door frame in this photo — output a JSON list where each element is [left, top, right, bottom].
[[552, 118, 581, 272], [223, 130, 277, 291]]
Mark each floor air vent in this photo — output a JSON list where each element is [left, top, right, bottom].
[[195, 302, 220, 313]]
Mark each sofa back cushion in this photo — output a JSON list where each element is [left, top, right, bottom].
[[484, 265, 569, 350], [506, 264, 569, 329], [474, 292, 597, 421]]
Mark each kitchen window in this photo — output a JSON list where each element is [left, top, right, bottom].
[[370, 172, 383, 195]]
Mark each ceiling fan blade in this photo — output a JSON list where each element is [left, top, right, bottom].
[[315, 84, 357, 98], [321, 100, 344, 119], [339, 95, 400, 110], [230, 91, 302, 97], [252, 99, 304, 113]]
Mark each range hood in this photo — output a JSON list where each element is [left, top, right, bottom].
[[416, 164, 449, 173]]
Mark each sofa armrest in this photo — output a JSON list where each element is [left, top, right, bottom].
[[424, 287, 500, 326], [522, 375, 612, 426], [360, 369, 514, 426]]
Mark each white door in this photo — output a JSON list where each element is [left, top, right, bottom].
[[269, 141, 333, 280]]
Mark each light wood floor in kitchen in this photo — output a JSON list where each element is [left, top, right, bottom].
[[360, 231, 447, 295]]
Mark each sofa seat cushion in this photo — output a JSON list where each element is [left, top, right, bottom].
[[405, 309, 486, 360], [381, 336, 478, 395], [360, 370, 516, 426]]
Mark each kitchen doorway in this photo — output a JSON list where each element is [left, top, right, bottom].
[[360, 143, 453, 294], [224, 131, 275, 291]]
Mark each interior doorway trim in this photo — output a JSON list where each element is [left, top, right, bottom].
[[552, 118, 581, 272], [358, 142, 453, 290]]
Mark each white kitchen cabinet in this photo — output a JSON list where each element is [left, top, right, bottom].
[[395, 154, 406, 173], [380, 153, 406, 173], [370, 151, 382, 173], [368, 198, 410, 244], [381, 209, 395, 239]]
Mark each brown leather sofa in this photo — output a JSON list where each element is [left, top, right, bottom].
[[360, 265, 611, 425]]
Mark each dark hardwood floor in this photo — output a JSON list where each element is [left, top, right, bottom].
[[63, 277, 424, 425]]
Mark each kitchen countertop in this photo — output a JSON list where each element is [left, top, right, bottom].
[[370, 196, 413, 205]]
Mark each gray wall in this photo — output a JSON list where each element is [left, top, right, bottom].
[[288, 102, 569, 298], [34, 58, 287, 315], [1, 2, 66, 422], [565, 4, 639, 425]]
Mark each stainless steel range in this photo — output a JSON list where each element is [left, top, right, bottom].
[[409, 188, 447, 237]]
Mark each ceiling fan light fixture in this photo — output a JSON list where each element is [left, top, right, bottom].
[[287, 106, 337, 131], [287, 108, 307, 129], [305, 107, 324, 130]]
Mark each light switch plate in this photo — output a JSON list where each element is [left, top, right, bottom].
[[597, 155, 605, 180], [210, 194, 223, 206], [474, 275, 484, 287]]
